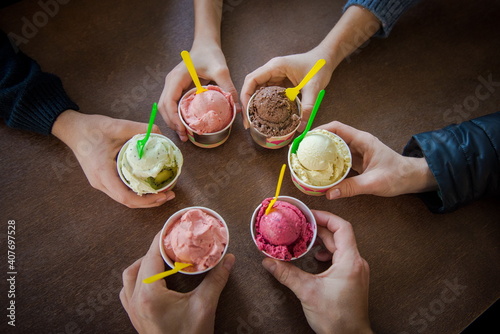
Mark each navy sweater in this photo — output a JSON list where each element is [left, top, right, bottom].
[[0, 31, 79, 135]]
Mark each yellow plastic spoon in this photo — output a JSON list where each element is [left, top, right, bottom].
[[180, 50, 208, 95], [285, 59, 326, 101], [265, 164, 287, 215], [142, 262, 192, 284]]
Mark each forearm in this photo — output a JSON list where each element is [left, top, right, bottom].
[[312, 5, 381, 69], [193, 0, 223, 47]]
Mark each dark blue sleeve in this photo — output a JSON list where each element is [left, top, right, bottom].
[[0, 31, 79, 135], [402, 112, 500, 213], [344, 0, 421, 37]]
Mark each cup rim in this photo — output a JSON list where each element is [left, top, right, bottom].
[[116, 133, 183, 194], [246, 86, 302, 139], [250, 196, 317, 261], [159, 206, 229, 275], [178, 85, 237, 136], [287, 130, 352, 190]]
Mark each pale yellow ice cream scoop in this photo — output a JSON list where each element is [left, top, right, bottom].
[[291, 129, 350, 186]]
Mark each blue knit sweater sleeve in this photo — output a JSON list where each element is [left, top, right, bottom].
[[344, 0, 421, 37], [402, 112, 500, 213], [0, 31, 79, 135]]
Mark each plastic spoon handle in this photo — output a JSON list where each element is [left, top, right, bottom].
[[137, 103, 158, 159], [180, 50, 208, 95], [265, 164, 287, 215], [142, 262, 192, 284], [285, 59, 326, 101], [290, 89, 325, 154], [295, 59, 326, 91]]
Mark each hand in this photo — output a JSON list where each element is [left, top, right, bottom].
[[262, 210, 372, 334], [52, 110, 175, 208], [158, 42, 239, 142], [120, 232, 235, 334], [240, 50, 335, 131], [317, 121, 438, 200]]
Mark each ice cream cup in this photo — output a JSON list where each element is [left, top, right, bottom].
[[178, 86, 237, 149], [116, 133, 183, 195], [246, 92, 302, 150], [287, 131, 351, 196], [250, 196, 317, 261], [159, 206, 229, 275]]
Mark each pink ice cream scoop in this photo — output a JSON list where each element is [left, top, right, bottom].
[[254, 198, 313, 261], [180, 85, 234, 133], [163, 208, 228, 272]]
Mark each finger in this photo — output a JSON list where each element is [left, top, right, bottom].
[[262, 258, 312, 298], [297, 85, 321, 132], [136, 232, 168, 289], [122, 257, 143, 301], [211, 68, 240, 113], [316, 225, 336, 254], [195, 253, 235, 303], [314, 248, 333, 262], [240, 58, 288, 110], [312, 210, 360, 259], [99, 163, 173, 208], [325, 173, 377, 200], [158, 67, 192, 141]]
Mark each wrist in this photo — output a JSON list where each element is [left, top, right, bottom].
[[403, 157, 438, 194], [51, 109, 83, 147]]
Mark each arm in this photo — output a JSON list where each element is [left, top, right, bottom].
[[120, 232, 235, 334], [262, 210, 372, 334], [1, 31, 174, 208], [0, 31, 78, 134], [403, 112, 500, 213], [158, 0, 239, 141], [241, 0, 419, 130]]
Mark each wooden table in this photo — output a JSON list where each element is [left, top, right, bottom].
[[1, 0, 499, 333]]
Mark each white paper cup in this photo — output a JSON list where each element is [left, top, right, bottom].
[[178, 86, 236, 148], [117, 133, 183, 195], [288, 131, 351, 196], [160, 207, 229, 275], [246, 89, 302, 149]]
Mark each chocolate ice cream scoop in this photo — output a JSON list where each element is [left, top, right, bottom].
[[249, 86, 300, 137]]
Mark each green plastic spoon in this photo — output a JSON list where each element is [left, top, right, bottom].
[[136, 102, 158, 159], [290, 89, 325, 154]]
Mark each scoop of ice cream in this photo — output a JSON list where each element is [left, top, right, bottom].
[[119, 134, 183, 195], [180, 85, 233, 133], [248, 86, 300, 137], [291, 129, 351, 186], [255, 199, 313, 261], [163, 209, 228, 272]]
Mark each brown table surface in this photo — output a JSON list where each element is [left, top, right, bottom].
[[1, 0, 499, 333]]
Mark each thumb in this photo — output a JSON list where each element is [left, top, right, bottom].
[[196, 254, 235, 302], [298, 86, 319, 132], [262, 258, 311, 298], [326, 174, 373, 200]]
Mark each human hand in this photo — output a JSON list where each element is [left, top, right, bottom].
[[240, 50, 335, 131], [317, 121, 438, 200], [158, 42, 239, 142], [120, 232, 235, 334], [262, 210, 372, 334], [52, 110, 176, 208]]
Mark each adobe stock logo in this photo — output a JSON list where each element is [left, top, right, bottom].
[[7, 0, 71, 49], [399, 278, 467, 333], [442, 72, 500, 124]]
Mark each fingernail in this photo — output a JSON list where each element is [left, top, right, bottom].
[[328, 188, 341, 200], [262, 258, 276, 273], [163, 193, 175, 202], [223, 255, 235, 271]]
